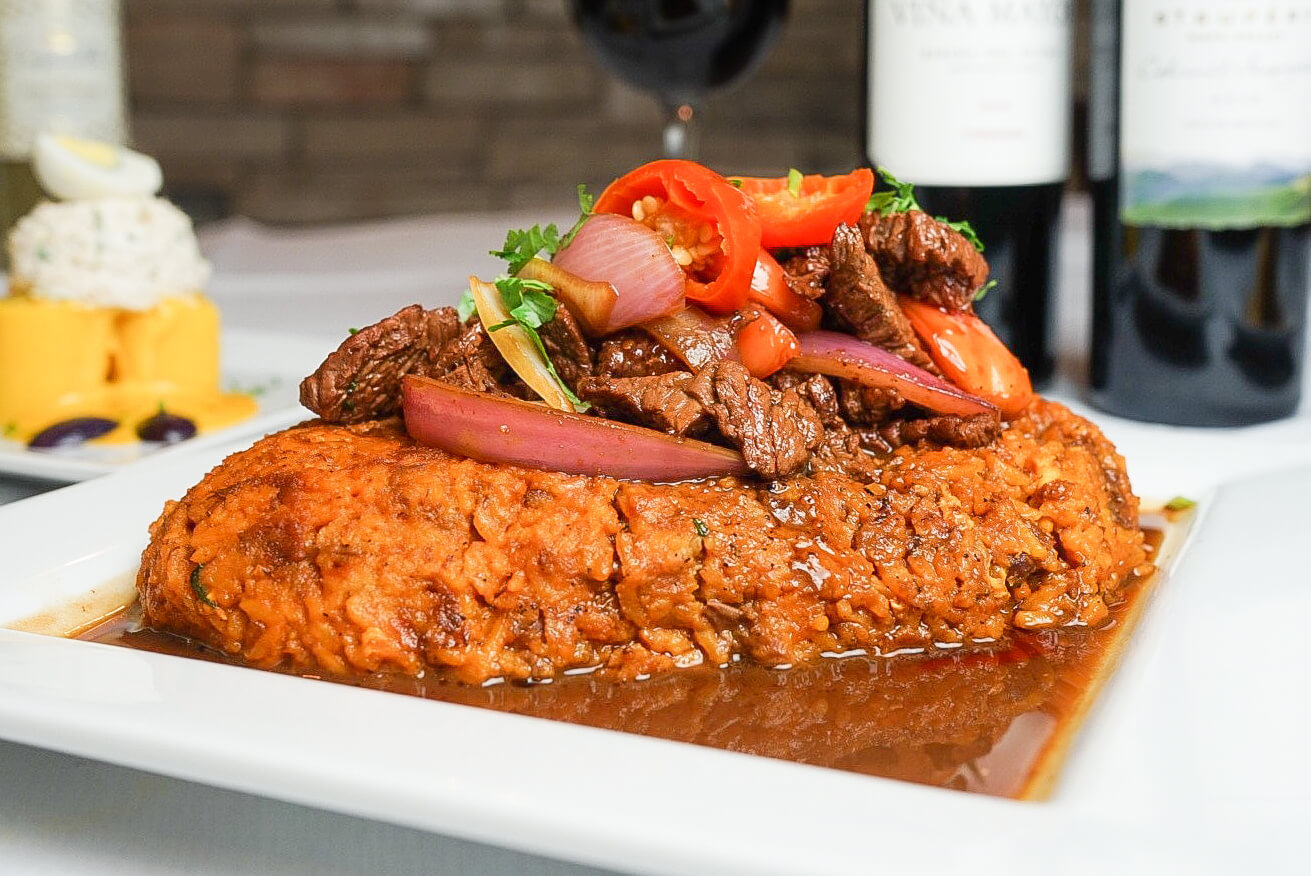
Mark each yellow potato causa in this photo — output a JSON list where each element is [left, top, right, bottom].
[[0, 293, 256, 443]]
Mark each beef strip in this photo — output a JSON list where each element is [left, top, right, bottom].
[[430, 318, 510, 395], [879, 412, 1002, 449], [825, 223, 937, 371], [859, 210, 989, 311], [838, 382, 904, 426], [538, 302, 594, 390], [300, 304, 461, 423], [596, 331, 683, 379], [688, 361, 824, 480], [576, 371, 709, 437], [769, 371, 844, 429], [778, 245, 831, 300]]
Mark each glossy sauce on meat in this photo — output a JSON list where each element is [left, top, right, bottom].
[[81, 527, 1163, 800]]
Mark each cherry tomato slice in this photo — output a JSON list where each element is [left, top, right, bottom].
[[736, 309, 800, 379], [900, 298, 1033, 419], [749, 249, 822, 333], [734, 168, 875, 248], [595, 159, 761, 315]]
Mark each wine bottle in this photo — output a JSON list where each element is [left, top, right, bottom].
[[0, 1, 127, 252], [1087, 0, 1311, 427], [864, 0, 1073, 387]]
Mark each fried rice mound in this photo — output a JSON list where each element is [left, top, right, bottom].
[[136, 398, 1149, 684]]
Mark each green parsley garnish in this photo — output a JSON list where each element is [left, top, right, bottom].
[[973, 279, 998, 302], [786, 168, 804, 197], [693, 518, 709, 538], [725, 177, 744, 188], [482, 276, 589, 411], [865, 167, 986, 253], [561, 183, 595, 249], [190, 566, 218, 608], [2, 421, 16, 438], [1163, 496, 1197, 512], [457, 288, 477, 321], [491, 224, 561, 275], [348, 327, 360, 336]]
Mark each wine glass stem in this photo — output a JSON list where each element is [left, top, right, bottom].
[[662, 102, 701, 159]]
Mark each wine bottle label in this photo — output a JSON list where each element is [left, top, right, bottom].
[[0, 0, 126, 160], [866, 0, 1072, 186], [1120, 1, 1311, 229]]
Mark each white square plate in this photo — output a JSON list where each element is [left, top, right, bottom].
[[1, 410, 1309, 875]]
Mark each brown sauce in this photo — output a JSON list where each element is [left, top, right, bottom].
[[79, 526, 1167, 801]]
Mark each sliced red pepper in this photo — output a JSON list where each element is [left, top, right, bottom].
[[734, 168, 875, 248], [900, 298, 1033, 419], [736, 309, 799, 379], [594, 159, 761, 315], [748, 249, 822, 333]]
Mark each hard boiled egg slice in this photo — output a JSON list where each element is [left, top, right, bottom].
[[33, 133, 163, 200]]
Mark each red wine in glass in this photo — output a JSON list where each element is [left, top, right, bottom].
[[570, 0, 789, 157]]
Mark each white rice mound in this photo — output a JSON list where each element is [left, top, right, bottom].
[[8, 197, 211, 310]]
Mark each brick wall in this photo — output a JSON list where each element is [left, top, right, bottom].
[[124, 0, 864, 225]]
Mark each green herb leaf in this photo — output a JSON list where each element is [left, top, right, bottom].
[[560, 184, 596, 250], [348, 327, 360, 336], [1164, 496, 1197, 512], [488, 276, 589, 411], [726, 177, 743, 188], [865, 167, 922, 214], [190, 566, 218, 608], [457, 288, 477, 321], [3, 421, 16, 438], [491, 224, 562, 274], [693, 518, 709, 538], [939, 215, 985, 252], [973, 279, 998, 302], [786, 168, 804, 197]]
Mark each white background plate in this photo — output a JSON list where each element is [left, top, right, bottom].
[[0, 328, 326, 483], [2, 412, 1310, 875]]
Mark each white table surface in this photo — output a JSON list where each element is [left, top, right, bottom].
[[2, 198, 1308, 874]]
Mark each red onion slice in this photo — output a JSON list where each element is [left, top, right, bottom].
[[791, 331, 997, 418], [552, 213, 685, 334], [402, 375, 750, 481]]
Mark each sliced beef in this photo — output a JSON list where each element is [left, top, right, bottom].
[[596, 331, 683, 379], [431, 319, 510, 395], [859, 210, 989, 311], [838, 382, 904, 426], [688, 361, 823, 479], [825, 223, 937, 371], [576, 371, 709, 437], [300, 305, 461, 423], [879, 412, 1002, 449], [769, 372, 844, 429], [810, 425, 884, 482], [779, 245, 831, 300], [538, 303, 593, 390]]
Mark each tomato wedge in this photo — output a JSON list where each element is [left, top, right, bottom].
[[594, 159, 761, 315], [734, 168, 874, 248], [900, 298, 1033, 419], [748, 248, 822, 332], [736, 309, 799, 379]]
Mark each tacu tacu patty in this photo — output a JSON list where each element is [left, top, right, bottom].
[[137, 398, 1147, 684]]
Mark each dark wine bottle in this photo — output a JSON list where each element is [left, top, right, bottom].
[[864, 0, 1073, 387], [1087, 0, 1311, 426]]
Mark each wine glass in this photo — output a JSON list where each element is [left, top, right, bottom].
[[570, 0, 789, 159]]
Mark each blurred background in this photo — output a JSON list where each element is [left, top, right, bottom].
[[121, 0, 1088, 227]]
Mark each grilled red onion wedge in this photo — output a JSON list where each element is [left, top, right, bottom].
[[402, 375, 750, 481]]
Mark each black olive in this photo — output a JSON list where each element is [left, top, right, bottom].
[[28, 417, 118, 449], [136, 410, 197, 444]]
